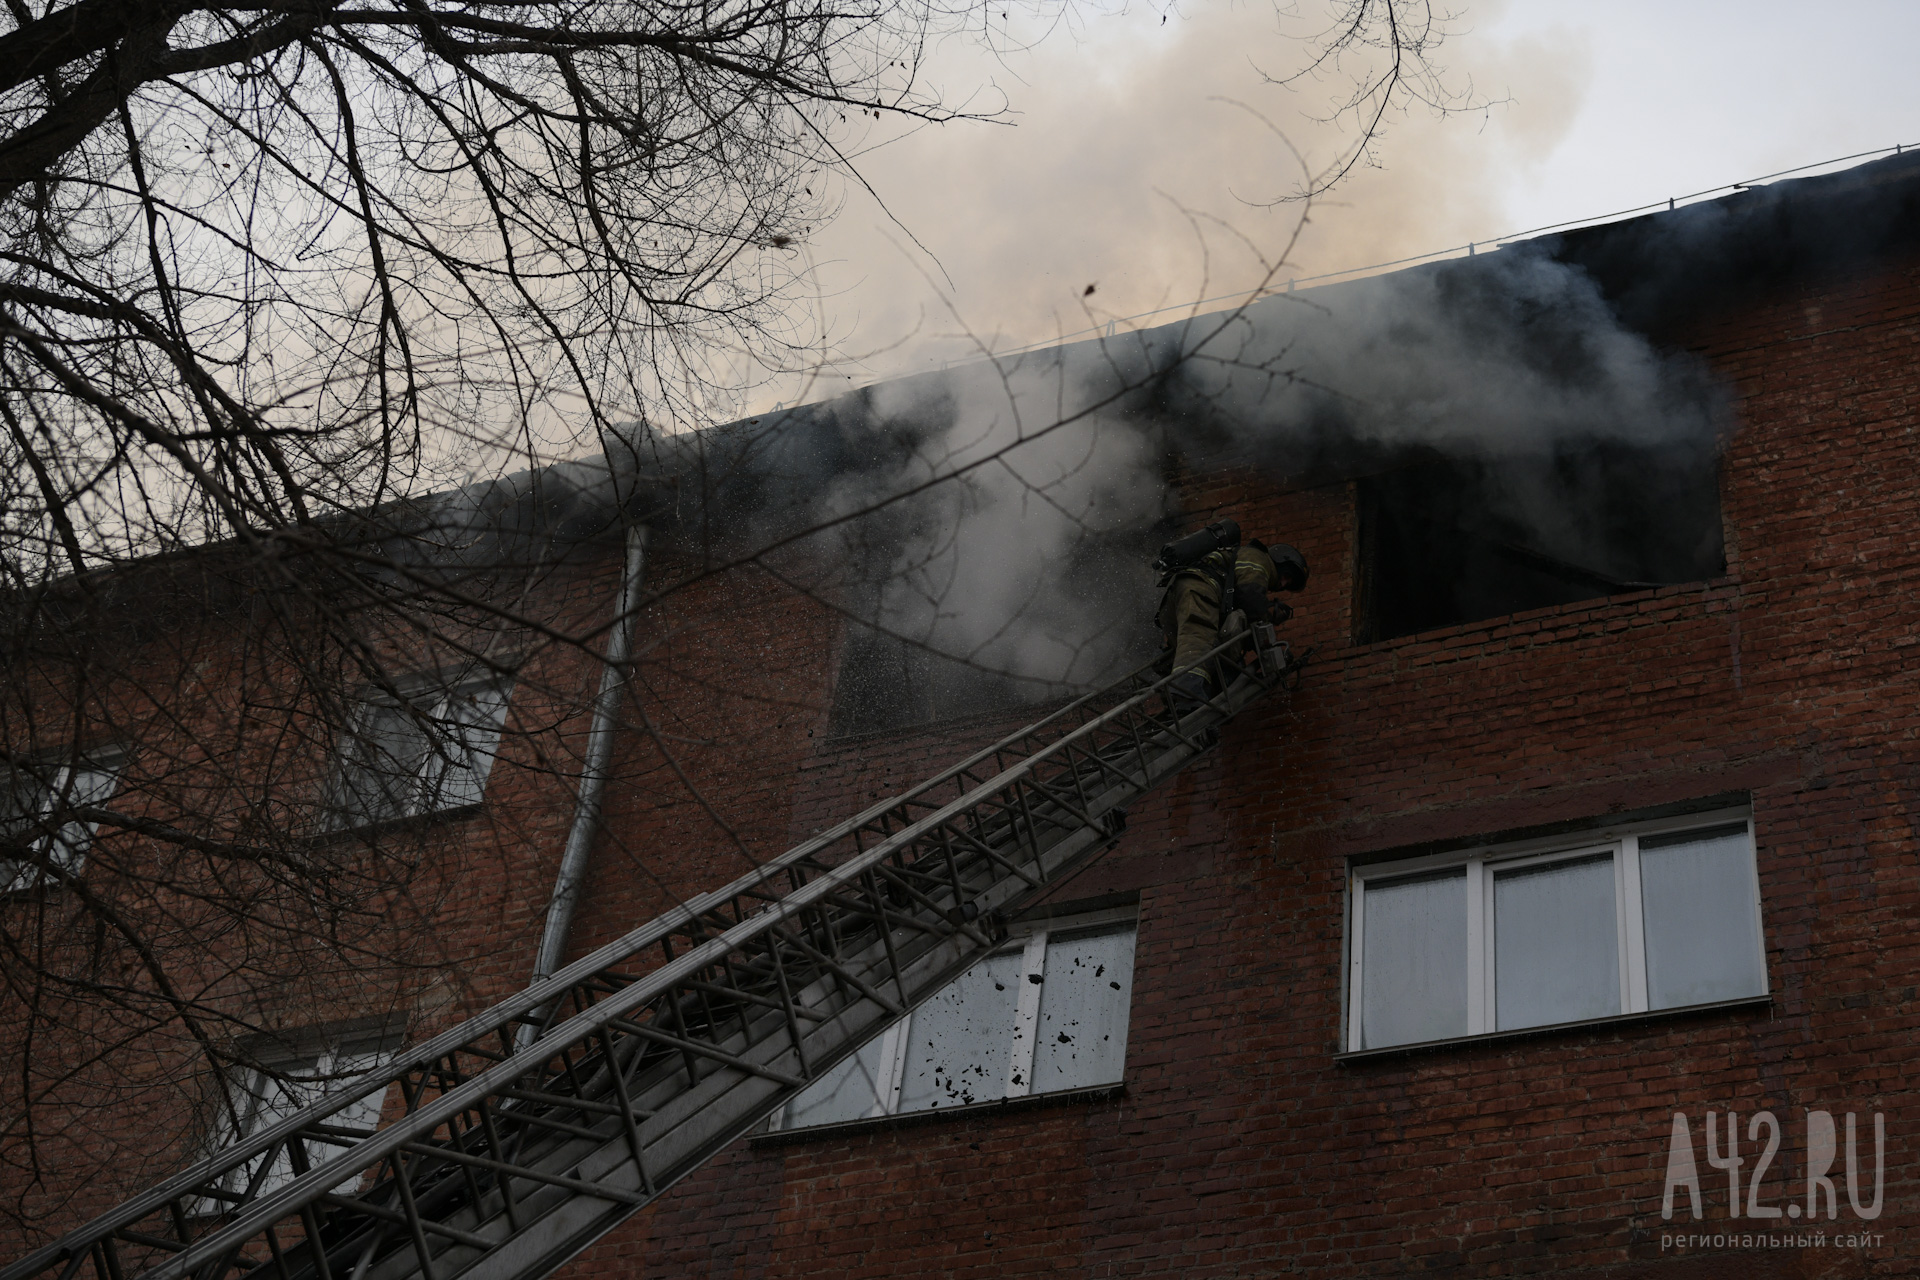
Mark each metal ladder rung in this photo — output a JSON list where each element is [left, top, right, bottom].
[[4, 632, 1291, 1280]]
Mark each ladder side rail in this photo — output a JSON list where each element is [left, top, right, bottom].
[[11, 660, 1228, 1280], [415, 669, 1262, 1280], [9, 635, 1285, 1280], [140, 647, 1205, 1273], [280, 654, 1276, 1280], [158, 647, 1246, 1279], [374, 693, 1221, 1280], [0, 658, 1162, 1280]]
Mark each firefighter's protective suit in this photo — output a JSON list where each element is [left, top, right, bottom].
[[1158, 543, 1286, 688]]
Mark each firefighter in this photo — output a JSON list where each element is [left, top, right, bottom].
[[1155, 520, 1308, 709]]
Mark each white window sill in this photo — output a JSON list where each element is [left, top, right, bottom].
[[1335, 994, 1773, 1063], [309, 800, 485, 843], [750, 1083, 1125, 1147]]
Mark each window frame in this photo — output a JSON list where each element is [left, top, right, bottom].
[[321, 672, 512, 832], [1351, 445, 1727, 645], [1344, 808, 1766, 1053], [0, 751, 124, 893], [768, 906, 1137, 1132], [202, 1026, 400, 1208]]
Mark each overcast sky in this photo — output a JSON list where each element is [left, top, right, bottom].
[[741, 0, 1920, 414]]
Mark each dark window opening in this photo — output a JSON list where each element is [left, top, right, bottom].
[[1355, 440, 1724, 644]]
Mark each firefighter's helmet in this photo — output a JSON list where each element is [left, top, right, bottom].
[[1249, 540, 1308, 592]]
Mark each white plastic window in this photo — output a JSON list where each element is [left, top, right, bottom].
[[774, 922, 1136, 1130], [1347, 813, 1766, 1052], [324, 677, 510, 829], [0, 759, 121, 892], [898, 948, 1025, 1110], [212, 1044, 391, 1199], [1358, 868, 1468, 1047]]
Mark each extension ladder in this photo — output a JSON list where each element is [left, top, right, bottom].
[[6, 628, 1292, 1280]]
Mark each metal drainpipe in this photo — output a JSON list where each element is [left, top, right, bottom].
[[521, 522, 647, 1042]]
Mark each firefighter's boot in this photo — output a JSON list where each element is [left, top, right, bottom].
[[1167, 671, 1211, 716]]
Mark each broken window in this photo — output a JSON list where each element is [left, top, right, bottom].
[[1353, 440, 1725, 643], [1345, 811, 1765, 1052], [772, 910, 1136, 1130], [1, 755, 122, 893], [322, 675, 512, 830]]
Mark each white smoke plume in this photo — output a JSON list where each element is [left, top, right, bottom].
[[767, 0, 1592, 404], [1163, 247, 1723, 455], [791, 240, 1727, 695], [823, 352, 1170, 690], [426, 236, 1729, 705]]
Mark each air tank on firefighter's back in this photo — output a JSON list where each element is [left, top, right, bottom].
[[1153, 520, 1240, 573]]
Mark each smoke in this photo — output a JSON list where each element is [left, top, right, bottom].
[[766, 0, 1592, 404], [820, 353, 1170, 691], [374, 1, 1628, 697], [714, 237, 1717, 702], [1160, 243, 1728, 460], [389, 234, 1736, 707]]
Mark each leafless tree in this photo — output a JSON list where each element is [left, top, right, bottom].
[[0, 0, 1458, 1245], [1266, 0, 1483, 197]]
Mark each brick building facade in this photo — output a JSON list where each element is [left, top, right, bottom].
[[551, 154, 1920, 1277], [8, 153, 1920, 1277]]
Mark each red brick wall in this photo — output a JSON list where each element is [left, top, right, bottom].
[[546, 246, 1920, 1276], [8, 231, 1919, 1277], [0, 550, 648, 1240]]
